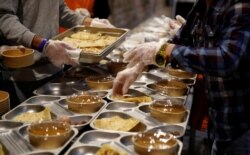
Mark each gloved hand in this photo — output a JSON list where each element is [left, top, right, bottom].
[[123, 42, 162, 68], [75, 8, 91, 17], [175, 15, 186, 25], [112, 63, 144, 95], [43, 40, 81, 67], [90, 18, 115, 28], [168, 15, 186, 36]]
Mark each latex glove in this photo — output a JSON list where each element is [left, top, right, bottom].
[[123, 42, 161, 68], [90, 18, 115, 28], [75, 8, 91, 17], [112, 63, 144, 95], [43, 40, 80, 67]]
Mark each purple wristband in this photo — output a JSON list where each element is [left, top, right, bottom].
[[38, 39, 47, 52]]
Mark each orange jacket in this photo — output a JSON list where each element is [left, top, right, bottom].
[[64, 0, 95, 16], [60, 0, 95, 33]]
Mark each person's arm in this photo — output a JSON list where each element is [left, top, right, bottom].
[[0, 0, 36, 47], [169, 2, 250, 77], [59, 0, 89, 28], [59, 0, 114, 28]]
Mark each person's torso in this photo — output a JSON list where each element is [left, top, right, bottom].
[[178, 0, 250, 140], [18, 0, 61, 39]]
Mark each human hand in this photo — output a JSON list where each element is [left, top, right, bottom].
[[123, 42, 162, 68], [169, 15, 186, 36], [90, 18, 115, 28], [112, 63, 144, 95], [43, 40, 81, 67]]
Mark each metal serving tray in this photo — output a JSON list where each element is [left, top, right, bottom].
[[106, 88, 153, 104], [90, 101, 190, 136], [0, 126, 78, 155], [0, 120, 23, 132], [6, 95, 108, 130], [149, 68, 197, 85], [53, 26, 129, 64], [1, 104, 58, 122], [33, 81, 110, 97], [65, 130, 183, 155], [33, 83, 81, 96]]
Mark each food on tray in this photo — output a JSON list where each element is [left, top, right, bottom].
[[93, 115, 139, 131], [13, 107, 52, 123], [111, 95, 152, 103], [71, 31, 102, 40], [95, 144, 127, 155], [61, 31, 118, 54], [0, 143, 4, 155]]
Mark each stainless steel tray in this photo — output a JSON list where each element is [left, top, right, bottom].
[[53, 26, 129, 64], [0, 120, 23, 132], [1, 104, 58, 122], [65, 130, 183, 155], [149, 68, 197, 85], [106, 88, 153, 104], [33, 83, 80, 96], [90, 101, 190, 135], [3, 95, 108, 131], [0, 126, 78, 155]]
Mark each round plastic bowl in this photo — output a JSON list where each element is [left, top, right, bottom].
[[85, 75, 114, 90], [149, 99, 186, 124], [132, 130, 178, 155], [2, 48, 34, 68], [67, 94, 103, 114], [28, 121, 71, 149]]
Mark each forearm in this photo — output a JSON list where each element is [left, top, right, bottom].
[[31, 35, 46, 52], [0, 1, 35, 47], [59, 0, 87, 27]]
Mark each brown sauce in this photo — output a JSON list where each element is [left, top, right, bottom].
[[29, 124, 70, 136], [134, 132, 177, 149], [151, 103, 185, 113]]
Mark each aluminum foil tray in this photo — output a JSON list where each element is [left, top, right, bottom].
[[0, 126, 78, 155], [53, 26, 129, 64], [65, 130, 183, 155]]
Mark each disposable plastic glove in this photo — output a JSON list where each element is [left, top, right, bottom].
[[90, 18, 115, 28], [176, 15, 186, 25], [43, 40, 80, 67], [123, 42, 161, 68], [112, 63, 144, 95], [168, 15, 186, 36]]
